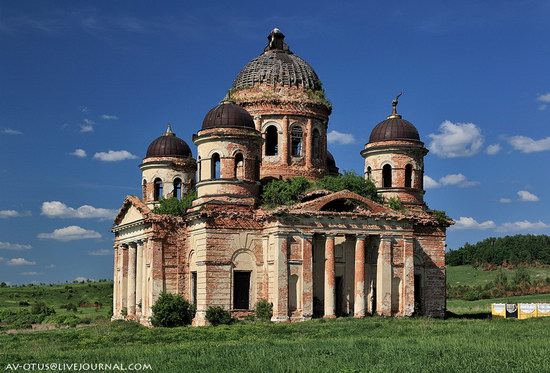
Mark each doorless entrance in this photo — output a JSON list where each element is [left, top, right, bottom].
[[233, 271, 251, 310]]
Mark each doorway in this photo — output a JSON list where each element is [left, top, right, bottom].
[[233, 271, 251, 310], [414, 274, 423, 315], [335, 276, 344, 316]]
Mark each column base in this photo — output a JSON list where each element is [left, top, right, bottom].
[[271, 315, 290, 323], [323, 314, 336, 319], [353, 314, 366, 319], [192, 311, 208, 326]]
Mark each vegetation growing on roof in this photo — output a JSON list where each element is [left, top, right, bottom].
[[153, 190, 197, 216]]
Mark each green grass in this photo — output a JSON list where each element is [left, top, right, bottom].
[[446, 265, 550, 286], [1, 317, 549, 372], [448, 293, 550, 315]]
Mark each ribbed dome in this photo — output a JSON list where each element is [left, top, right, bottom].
[[231, 29, 322, 91], [146, 125, 192, 158], [202, 101, 255, 130], [369, 96, 420, 143]]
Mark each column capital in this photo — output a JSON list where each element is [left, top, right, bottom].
[[120, 243, 129, 249], [355, 235, 367, 241], [380, 236, 394, 242], [128, 242, 138, 248], [302, 233, 314, 240]]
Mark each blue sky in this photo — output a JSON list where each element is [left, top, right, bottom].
[[1, 0, 549, 284]]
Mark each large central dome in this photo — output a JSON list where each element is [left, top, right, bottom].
[[231, 29, 323, 91]]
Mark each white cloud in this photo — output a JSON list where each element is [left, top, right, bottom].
[[499, 198, 512, 204], [7, 258, 36, 266], [21, 271, 42, 276], [80, 124, 94, 133], [507, 136, 550, 153], [71, 149, 87, 158], [536, 93, 550, 104], [100, 114, 119, 120], [74, 276, 91, 283], [93, 150, 138, 162], [37, 226, 102, 241], [518, 190, 539, 202], [451, 217, 496, 230], [423, 175, 440, 189], [486, 144, 501, 155], [89, 249, 112, 256], [327, 130, 356, 145], [439, 173, 479, 188], [497, 220, 550, 232], [428, 121, 484, 158], [2, 128, 23, 135], [0, 210, 31, 218], [0, 242, 32, 250], [79, 106, 90, 113], [41, 201, 116, 219]]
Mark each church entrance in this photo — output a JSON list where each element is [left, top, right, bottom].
[[414, 274, 423, 314], [335, 276, 344, 316], [233, 271, 251, 310]]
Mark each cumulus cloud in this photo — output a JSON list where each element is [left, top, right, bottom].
[[89, 249, 112, 256], [7, 258, 36, 266], [327, 130, 356, 145], [37, 226, 102, 241], [71, 149, 87, 158], [497, 220, 550, 232], [0, 210, 31, 218], [0, 242, 32, 250], [499, 198, 512, 204], [486, 144, 501, 155], [451, 217, 496, 230], [80, 124, 94, 133], [518, 190, 539, 202], [100, 114, 119, 120], [93, 150, 138, 162], [2, 128, 23, 135], [439, 173, 479, 188], [428, 121, 484, 158], [423, 175, 440, 189], [507, 136, 550, 153], [41, 201, 117, 219]]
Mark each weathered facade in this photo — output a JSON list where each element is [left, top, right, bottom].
[[112, 29, 450, 326]]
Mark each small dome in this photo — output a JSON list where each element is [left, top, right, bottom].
[[327, 151, 339, 174], [231, 29, 323, 91], [202, 101, 255, 130], [146, 125, 192, 158], [369, 95, 420, 143]]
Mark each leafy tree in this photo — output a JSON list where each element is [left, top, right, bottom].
[[153, 190, 197, 216], [261, 177, 311, 206], [493, 269, 508, 289], [31, 301, 55, 316], [512, 267, 531, 286], [315, 171, 380, 202], [151, 292, 195, 327]]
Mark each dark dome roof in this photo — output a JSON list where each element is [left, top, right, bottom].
[[327, 151, 339, 174], [231, 29, 322, 91], [369, 98, 420, 143], [146, 125, 192, 158], [202, 101, 255, 130]]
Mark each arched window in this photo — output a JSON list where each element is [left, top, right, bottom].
[[291, 125, 303, 157], [265, 125, 278, 156], [173, 178, 182, 199], [197, 156, 201, 182], [211, 153, 220, 179], [153, 178, 163, 201], [142, 179, 147, 199], [405, 164, 413, 188], [234, 153, 244, 179], [312, 128, 320, 159], [382, 164, 392, 188], [366, 166, 372, 181]]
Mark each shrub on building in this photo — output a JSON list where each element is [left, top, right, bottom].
[[151, 292, 195, 327], [205, 306, 232, 326], [387, 196, 402, 211], [254, 299, 273, 321], [315, 171, 380, 202], [153, 190, 197, 216], [262, 177, 311, 206]]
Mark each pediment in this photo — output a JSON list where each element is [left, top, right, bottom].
[[290, 190, 393, 215], [113, 196, 152, 226]]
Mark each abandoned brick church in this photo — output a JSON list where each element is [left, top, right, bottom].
[[111, 29, 450, 326]]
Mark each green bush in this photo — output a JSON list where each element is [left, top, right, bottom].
[[254, 299, 273, 321], [315, 171, 380, 202], [512, 267, 531, 286], [205, 306, 232, 326], [18, 300, 30, 306], [262, 177, 311, 206], [494, 269, 508, 289], [60, 303, 78, 312], [151, 292, 195, 327], [387, 196, 402, 211], [31, 301, 55, 316], [153, 191, 197, 216]]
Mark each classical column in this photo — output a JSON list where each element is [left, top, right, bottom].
[[121, 244, 128, 314], [324, 235, 336, 318], [354, 235, 366, 318], [127, 242, 137, 317], [141, 239, 149, 319], [305, 118, 313, 168], [282, 116, 290, 165], [302, 234, 314, 319], [403, 237, 415, 316], [151, 238, 164, 307], [376, 237, 393, 316], [261, 235, 269, 300], [136, 240, 144, 317], [112, 245, 119, 318], [271, 234, 289, 322]]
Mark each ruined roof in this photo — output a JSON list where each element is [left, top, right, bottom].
[[146, 125, 193, 158], [231, 29, 323, 91], [202, 101, 255, 130]]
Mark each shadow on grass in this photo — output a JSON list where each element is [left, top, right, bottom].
[[446, 311, 491, 320]]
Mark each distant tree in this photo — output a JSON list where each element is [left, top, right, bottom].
[[512, 267, 531, 286], [0, 282, 7, 288], [493, 269, 508, 289]]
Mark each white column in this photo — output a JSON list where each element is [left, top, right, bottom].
[[324, 235, 336, 318], [112, 245, 119, 318], [136, 240, 144, 317], [354, 236, 366, 318], [127, 242, 137, 317], [120, 244, 128, 314], [141, 239, 149, 319], [376, 237, 392, 316]]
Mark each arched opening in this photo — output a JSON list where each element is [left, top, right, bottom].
[[153, 178, 163, 201], [234, 153, 244, 179], [173, 178, 182, 199], [405, 164, 413, 188], [366, 166, 372, 181], [211, 153, 220, 180], [312, 128, 321, 159], [232, 251, 255, 310], [197, 156, 201, 182], [382, 164, 392, 188], [142, 179, 147, 199], [291, 125, 303, 157], [265, 125, 278, 156], [320, 198, 365, 212], [289, 274, 300, 312]]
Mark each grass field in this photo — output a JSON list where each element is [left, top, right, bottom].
[[448, 293, 550, 315], [446, 265, 550, 286]]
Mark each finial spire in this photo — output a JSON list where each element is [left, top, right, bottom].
[[164, 123, 174, 136], [265, 28, 289, 52], [387, 92, 403, 119], [221, 90, 235, 104]]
